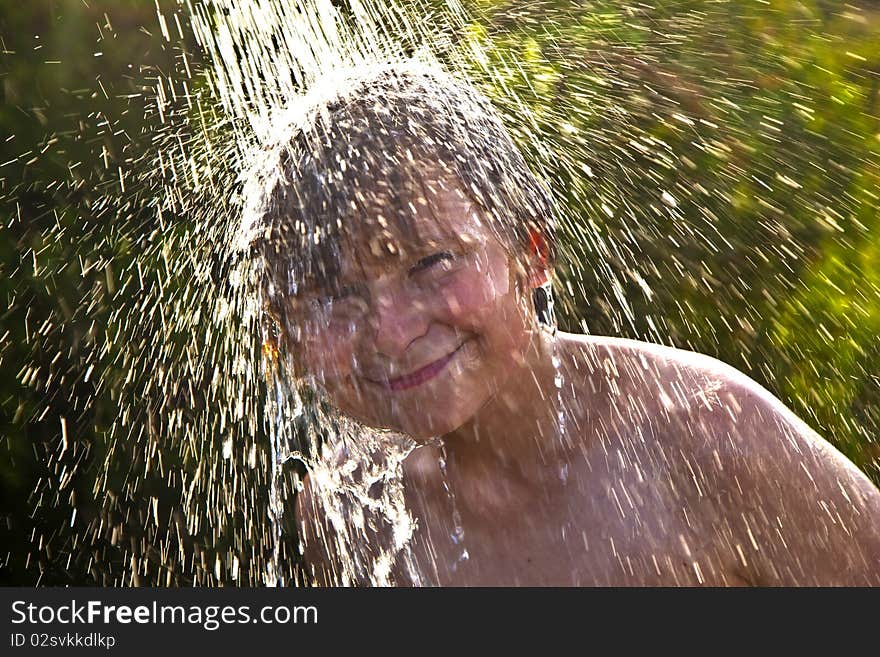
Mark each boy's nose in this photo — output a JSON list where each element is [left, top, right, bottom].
[[369, 286, 429, 360]]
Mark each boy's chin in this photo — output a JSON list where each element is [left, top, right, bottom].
[[378, 411, 470, 443]]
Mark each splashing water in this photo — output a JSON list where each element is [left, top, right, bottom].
[[4, 0, 880, 586]]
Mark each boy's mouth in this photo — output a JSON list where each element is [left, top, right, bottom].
[[368, 342, 467, 392]]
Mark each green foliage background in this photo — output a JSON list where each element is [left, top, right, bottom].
[[1, 0, 878, 584]]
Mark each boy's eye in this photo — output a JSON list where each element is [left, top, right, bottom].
[[316, 284, 358, 305], [304, 285, 368, 321], [328, 286, 354, 302], [410, 251, 455, 274]]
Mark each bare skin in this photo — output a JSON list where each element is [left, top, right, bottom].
[[299, 334, 880, 585], [291, 179, 880, 586]]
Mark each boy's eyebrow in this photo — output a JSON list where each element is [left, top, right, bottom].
[[412, 229, 477, 250], [295, 280, 359, 302], [291, 281, 324, 299], [293, 268, 347, 296]]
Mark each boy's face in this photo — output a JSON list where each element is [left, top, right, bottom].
[[288, 179, 538, 440]]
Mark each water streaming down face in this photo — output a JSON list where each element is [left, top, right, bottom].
[[9, 0, 880, 585], [238, 59, 564, 583]]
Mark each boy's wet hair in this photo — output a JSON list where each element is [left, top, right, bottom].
[[242, 62, 558, 339]]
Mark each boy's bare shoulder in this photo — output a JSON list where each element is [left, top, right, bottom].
[[563, 333, 764, 395], [563, 332, 866, 476], [564, 333, 812, 439], [562, 334, 880, 584]]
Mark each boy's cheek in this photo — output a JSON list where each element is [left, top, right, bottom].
[[441, 247, 514, 319], [438, 268, 508, 318], [299, 332, 357, 382]]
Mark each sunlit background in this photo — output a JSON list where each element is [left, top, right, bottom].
[[2, 0, 879, 585]]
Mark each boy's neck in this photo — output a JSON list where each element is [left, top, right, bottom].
[[428, 331, 577, 512]]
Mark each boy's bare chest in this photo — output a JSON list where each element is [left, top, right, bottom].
[[390, 446, 740, 586]]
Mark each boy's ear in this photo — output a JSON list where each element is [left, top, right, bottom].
[[526, 228, 551, 288], [527, 260, 550, 288]]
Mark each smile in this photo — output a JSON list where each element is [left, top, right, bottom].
[[371, 343, 466, 392]]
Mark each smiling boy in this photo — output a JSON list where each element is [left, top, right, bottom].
[[245, 64, 880, 586]]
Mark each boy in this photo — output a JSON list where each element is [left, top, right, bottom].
[[244, 63, 880, 585]]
